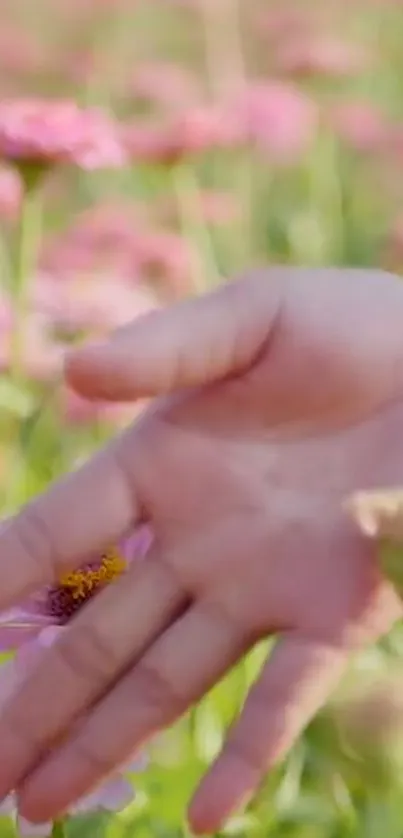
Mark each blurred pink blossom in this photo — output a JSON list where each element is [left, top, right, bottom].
[[275, 36, 371, 78], [42, 202, 144, 280], [41, 201, 193, 295], [33, 272, 157, 334], [258, 6, 315, 40], [131, 229, 196, 297], [0, 26, 47, 82], [123, 104, 241, 166], [329, 100, 390, 152], [230, 81, 318, 162], [130, 62, 200, 112], [0, 528, 152, 834], [0, 99, 126, 171]]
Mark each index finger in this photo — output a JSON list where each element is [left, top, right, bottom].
[[0, 439, 139, 608]]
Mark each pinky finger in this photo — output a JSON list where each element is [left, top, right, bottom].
[[188, 634, 347, 835]]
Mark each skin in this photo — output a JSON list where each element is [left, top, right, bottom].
[[0, 267, 402, 832]]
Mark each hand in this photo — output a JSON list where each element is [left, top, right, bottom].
[[0, 267, 403, 833]]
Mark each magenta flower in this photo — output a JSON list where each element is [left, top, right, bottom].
[[0, 99, 126, 171], [0, 526, 153, 834]]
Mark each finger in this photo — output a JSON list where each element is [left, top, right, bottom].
[[65, 274, 281, 401], [0, 546, 185, 801], [189, 634, 347, 835], [0, 440, 140, 608], [18, 599, 250, 823]]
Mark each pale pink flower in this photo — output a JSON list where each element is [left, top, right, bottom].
[[123, 104, 241, 166], [275, 35, 371, 78], [0, 26, 47, 83], [131, 229, 196, 298], [41, 202, 144, 280], [230, 81, 318, 162], [257, 6, 314, 40], [0, 527, 153, 834], [39, 198, 192, 299], [0, 99, 126, 171], [33, 272, 157, 335], [130, 62, 200, 112], [329, 100, 390, 153]]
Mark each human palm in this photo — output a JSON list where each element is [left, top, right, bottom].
[[0, 268, 403, 833]]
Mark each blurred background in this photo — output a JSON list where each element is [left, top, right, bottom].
[[2, 0, 403, 836]]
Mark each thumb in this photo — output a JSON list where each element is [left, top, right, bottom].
[[65, 274, 281, 402]]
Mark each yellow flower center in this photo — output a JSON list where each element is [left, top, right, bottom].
[[59, 548, 127, 601]]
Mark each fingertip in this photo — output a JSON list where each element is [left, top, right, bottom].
[[63, 348, 89, 396], [64, 344, 136, 402], [188, 761, 253, 836]]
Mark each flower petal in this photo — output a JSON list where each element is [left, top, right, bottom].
[[36, 626, 64, 648], [123, 752, 148, 773], [17, 816, 53, 837], [0, 794, 16, 815], [121, 525, 153, 565], [72, 778, 135, 814], [0, 606, 51, 651]]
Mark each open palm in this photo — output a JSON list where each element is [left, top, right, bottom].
[[0, 268, 403, 833]]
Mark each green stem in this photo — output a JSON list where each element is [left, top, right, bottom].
[[171, 163, 221, 294], [10, 174, 43, 384], [51, 820, 67, 838], [2, 166, 45, 513]]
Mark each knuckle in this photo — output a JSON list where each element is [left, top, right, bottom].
[[56, 624, 118, 688], [11, 503, 57, 586], [135, 659, 187, 722]]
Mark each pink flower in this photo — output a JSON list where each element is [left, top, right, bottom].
[[130, 62, 200, 112], [0, 526, 153, 834], [257, 7, 313, 40], [122, 104, 241, 166], [41, 202, 145, 280], [329, 100, 390, 153], [0, 99, 126, 171], [32, 266, 157, 333], [274, 36, 371, 78], [0, 26, 47, 83], [230, 81, 317, 163]]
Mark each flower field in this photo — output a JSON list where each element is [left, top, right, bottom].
[[1, 1, 403, 836]]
